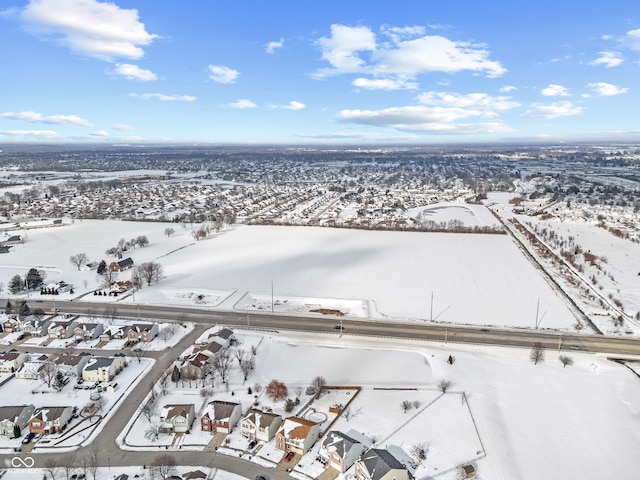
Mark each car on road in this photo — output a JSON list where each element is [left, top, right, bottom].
[[334, 324, 343, 330], [22, 433, 35, 444], [255, 476, 268, 480]]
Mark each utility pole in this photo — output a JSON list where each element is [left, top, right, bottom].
[[271, 281, 274, 313], [430, 292, 433, 322], [535, 298, 540, 329]]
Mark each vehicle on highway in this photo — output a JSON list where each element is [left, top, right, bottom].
[[334, 324, 343, 330]]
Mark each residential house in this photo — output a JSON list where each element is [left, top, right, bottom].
[[15, 354, 49, 380], [110, 280, 132, 294], [73, 322, 105, 342], [0, 405, 34, 437], [99, 325, 128, 342], [80, 261, 99, 272], [275, 416, 320, 455], [47, 320, 74, 339], [353, 449, 408, 480], [319, 431, 365, 473], [0, 351, 27, 372], [160, 404, 195, 433], [207, 328, 235, 348], [240, 409, 283, 442], [18, 318, 47, 337], [109, 257, 134, 272], [127, 323, 159, 343], [52, 353, 91, 377], [82, 355, 126, 382], [201, 400, 243, 434], [28, 406, 73, 434]]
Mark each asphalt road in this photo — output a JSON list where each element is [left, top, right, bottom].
[[2, 297, 639, 475]]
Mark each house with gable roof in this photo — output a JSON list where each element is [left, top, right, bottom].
[[240, 408, 282, 442], [275, 416, 320, 455], [0, 405, 34, 437], [201, 400, 242, 434], [0, 351, 27, 372], [28, 406, 73, 434], [82, 355, 126, 382], [353, 448, 408, 480], [160, 404, 195, 433], [319, 430, 365, 472], [52, 352, 91, 377], [127, 322, 158, 343], [73, 322, 105, 342]]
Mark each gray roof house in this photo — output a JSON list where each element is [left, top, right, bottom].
[[0, 405, 34, 437], [354, 448, 408, 480], [319, 431, 365, 472]]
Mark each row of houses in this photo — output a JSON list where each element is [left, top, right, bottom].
[[157, 399, 407, 480], [0, 351, 127, 382], [0, 404, 74, 437], [1, 317, 158, 344]]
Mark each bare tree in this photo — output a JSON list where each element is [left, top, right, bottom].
[[131, 346, 144, 363], [160, 322, 178, 341], [86, 446, 99, 480], [135, 261, 164, 286], [164, 227, 175, 237], [69, 253, 89, 270], [98, 268, 118, 289], [141, 394, 157, 422], [212, 348, 233, 387], [234, 348, 246, 365], [151, 453, 178, 480], [559, 355, 574, 368], [310, 375, 327, 399], [32, 307, 45, 322], [145, 422, 161, 442], [240, 356, 255, 383], [39, 361, 58, 387], [438, 379, 452, 393], [135, 235, 149, 247], [401, 400, 412, 413], [530, 342, 544, 365], [60, 452, 76, 480], [43, 458, 59, 480]]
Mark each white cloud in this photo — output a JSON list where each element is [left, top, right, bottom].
[[588, 82, 628, 96], [500, 85, 517, 93], [541, 84, 570, 97], [281, 101, 306, 110], [315, 24, 376, 76], [0, 129, 58, 139], [352, 77, 418, 90], [314, 24, 505, 80], [337, 105, 511, 134], [90, 130, 109, 137], [295, 131, 419, 141], [265, 38, 284, 54], [521, 101, 584, 119], [1, 110, 93, 127], [208, 65, 240, 84], [623, 29, 640, 51], [113, 64, 157, 81], [113, 124, 135, 131], [380, 25, 426, 42], [590, 51, 623, 68], [417, 91, 520, 111], [228, 99, 257, 109], [129, 93, 196, 101], [19, 0, 157, 61]]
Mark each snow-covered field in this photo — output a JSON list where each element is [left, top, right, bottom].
[[0, 205, 578, 330]]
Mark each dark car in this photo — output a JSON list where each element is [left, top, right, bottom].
[[255, 476, 268, 480], [285, 451, 295, 461], [248, 440, 257, 450], [22, 433, 35, 444], [334, 324, 343, 330]]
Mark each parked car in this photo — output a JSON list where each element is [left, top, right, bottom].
[[22, 433, 35, 444], [285, 451, 295, 461], [248, 440, 257, 450]]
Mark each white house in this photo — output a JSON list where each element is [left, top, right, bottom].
[[240, 409, 283, 442]]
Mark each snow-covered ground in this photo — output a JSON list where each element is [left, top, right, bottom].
[[8, 329, 637, 480], [1, 204, 578, 330]]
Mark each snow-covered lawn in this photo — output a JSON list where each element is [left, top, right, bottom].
[[113, 330, 640, 480], [1, 212, 578, 330]]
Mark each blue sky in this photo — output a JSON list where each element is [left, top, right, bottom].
[[1, 0, 639, 144]]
